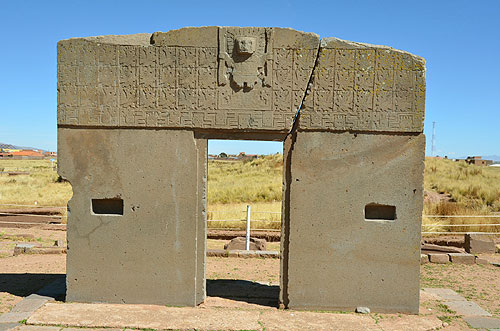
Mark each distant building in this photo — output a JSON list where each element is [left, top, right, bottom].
[[464, 156, 493, 166], [0, 149, 45, 160], [44, 151, 57, 157], [238, 152, 258, 160]]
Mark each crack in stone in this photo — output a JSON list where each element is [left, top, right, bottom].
[[285, 40, 322, 140]]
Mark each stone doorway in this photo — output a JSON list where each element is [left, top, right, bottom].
[[205, 139, 284, 308]]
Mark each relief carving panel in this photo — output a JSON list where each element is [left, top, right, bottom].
[[300, 38, 426, 132], [57, 28, 424, 133]]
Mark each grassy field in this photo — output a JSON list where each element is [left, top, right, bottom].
[[0, 160, 71, 209], [1, 156, 499, 232], [423, 158, 500, 233]]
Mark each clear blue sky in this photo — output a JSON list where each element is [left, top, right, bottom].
[[1, 0, 498, 156]]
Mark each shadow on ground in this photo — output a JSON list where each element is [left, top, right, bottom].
[[206, 279, 279, 308], [0, 273, 66, 300], [0, 275, 278, 308]]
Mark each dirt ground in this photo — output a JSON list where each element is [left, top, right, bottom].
[[1, 226, 499, 330]]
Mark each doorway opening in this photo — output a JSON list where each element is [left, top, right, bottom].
[[205, 139, 284, 307]]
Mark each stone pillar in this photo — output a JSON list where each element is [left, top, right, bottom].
[[281, 131, 425, 313], [58, 128, 206, 306]]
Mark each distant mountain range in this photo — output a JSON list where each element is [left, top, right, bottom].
[[0, 143, 47, 152]]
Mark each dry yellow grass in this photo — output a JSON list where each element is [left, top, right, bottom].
[[208, 154, 283, 204], [423, 158, 500, 233], [425, 158, 500, 210], [0, 160, 71, 209], [207, 201, 282, 230]]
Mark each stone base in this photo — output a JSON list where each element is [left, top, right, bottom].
[[428, 254, 449, 264]]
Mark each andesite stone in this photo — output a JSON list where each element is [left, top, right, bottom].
[[58, 26, 426, 313], [428, 253, 449, 264], [448, 253, 475, 265], [224, 237, 267, 251], [465, 233, 496, 254]]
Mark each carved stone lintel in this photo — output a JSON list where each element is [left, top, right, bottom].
[[218, 27, 273, 90]]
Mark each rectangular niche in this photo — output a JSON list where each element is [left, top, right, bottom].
[[91, 198, 124, 216], [364, 203, 396, 221]]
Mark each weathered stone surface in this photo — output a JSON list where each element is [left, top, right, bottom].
[[16, 326, 62, 331], [0, 312, 32, 323], [422, 288, 466, 302], [224, 237, 267, 251], [28, 303, 262, 330], [465, 233, 496, 254], [58, 128, 206, 306], [58, 27, 426, 312], [13, 244, 35, 255], [447, 253, 475, 264], [428, 253, 449, 264], [0, 323, 20, 331], [281, 131, 425, 313], [255, 251, 280, 258], [421, 243, 464, 254], [446, 300, 492, 316], [57, 27, 319, 132], [300, 37, 425, 133], [355, 307, 370, 314], [58, 27, 424, 134], [420, 254, 429, 264], [464, 316, 500, 329], [475, 257, 489, 265], [10, 295, 49, 313], [206, 249, 228, 257], [26, 301, 443, 331]]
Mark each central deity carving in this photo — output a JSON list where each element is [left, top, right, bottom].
[[218, 27, 272, 91]]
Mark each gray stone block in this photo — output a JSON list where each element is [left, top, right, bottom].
[[448, 253, 475, 264], [0, 312, 32, 323], [282, 132, 425, 313], [422, 288, 466, 301], [16, 326, 62, 331], [13, 244, 35, 256], [0, 323, 20, 331], [446, 300, 491, 316], [465, 233, 496, 254], [420, 254, 429, 264], [428, 253, 449, 264], [355, 307, 370, 314], [206, 249, 228, 257], [224, 237, 267, 251], [59, 129, 207, 306], [464, 316, 500, 329], [256, 251, 279, 258], [475, 257, 489, 265], [10, 296, 48, 313], [236, 250, 257, 258]]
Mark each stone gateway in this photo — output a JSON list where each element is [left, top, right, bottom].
[[57, 26, 426, 313]]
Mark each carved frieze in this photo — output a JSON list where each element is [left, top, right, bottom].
[[57, 28, 424, 133], [299, 38, 426, 132]]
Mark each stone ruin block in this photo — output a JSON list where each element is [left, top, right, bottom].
[[58, 26, 426, 313], [281, 131, 424, 313], [465, 233, 496, 254]]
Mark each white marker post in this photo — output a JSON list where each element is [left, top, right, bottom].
[[246, 205, 251, 251]]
